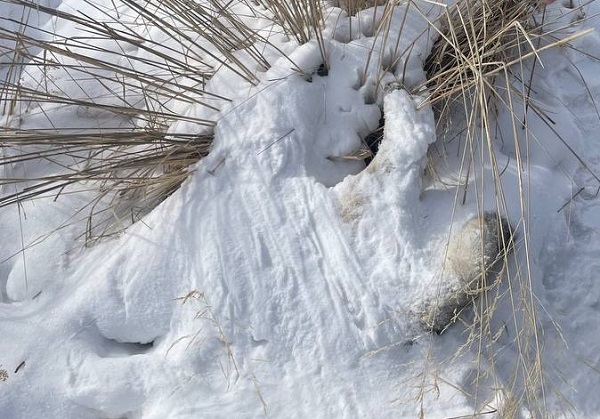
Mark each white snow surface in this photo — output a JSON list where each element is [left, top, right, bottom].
[[1, 0, 600, 417]]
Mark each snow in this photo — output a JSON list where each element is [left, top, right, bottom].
[[2, 0, 600, 417]]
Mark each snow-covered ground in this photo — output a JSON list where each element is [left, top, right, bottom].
[[2, 0, 600, 417]]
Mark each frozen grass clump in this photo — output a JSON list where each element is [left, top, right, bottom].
[[1, 0, 597, 416]]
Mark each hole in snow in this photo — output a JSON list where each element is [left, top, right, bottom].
[[380, 51, 399, 74], [362, 115, 385, 165], [304, 63, 330, 82], [316, 63, 329, 77], [76, 323, 156, 358], [95, 335, 155, 358], [361, 80, 378, 105], [325, 101, 383, 171]]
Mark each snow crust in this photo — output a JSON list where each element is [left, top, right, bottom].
[[2, 0, 600, 417]]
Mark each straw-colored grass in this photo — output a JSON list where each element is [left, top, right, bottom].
[[0, 0, 398, 242], [336, 0, 379, 16], [0, 0, 595, 416], [0, 0, 314, 242], [416, 0, 594, 416], [1, 128, 212, 241]]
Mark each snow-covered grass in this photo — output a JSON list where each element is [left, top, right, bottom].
[[2, 0, 600, 417]]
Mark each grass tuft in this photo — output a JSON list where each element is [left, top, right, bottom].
[[0, 0, 596, 415], [417, 0, 594, 415], [0, 0, 291, 241], [1, 128, 212, 242]]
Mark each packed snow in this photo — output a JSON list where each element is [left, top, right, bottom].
[[2, 0, 600, 417]]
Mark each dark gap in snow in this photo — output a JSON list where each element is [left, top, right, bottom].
[[363, 88, 377, 105], [0, 274, 8, 304], [304, 63, 329, 82], [91, 329, 156, 358], [363, 115, 385, 165], [96, 338, 155, 358], [316, 63, 329, 77]]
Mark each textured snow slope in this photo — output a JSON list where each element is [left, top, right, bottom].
[[2, 0, 600, 418]]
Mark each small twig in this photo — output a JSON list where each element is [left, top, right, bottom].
[[557, 187, 585, 213], [257, 128, 295, 155], [207, 156, 227, 175], [14, 361, 25, 374]]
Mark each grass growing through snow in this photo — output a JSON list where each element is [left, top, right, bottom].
[[0, 0, 320, 241], [417, 0, 595, 416], [0, 0, 596, 416]]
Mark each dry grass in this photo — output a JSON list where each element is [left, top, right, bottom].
[[415, 0, 595, 416], [0, 0, 324, 242], [0, 365, 8, 382], [0, 0, 595, 416], [1, 0, 231, 242], [0, 0, 405, 242], [1, 128, 212, 241], [336, 0, 380, 16], [257, 0, 330, 72]]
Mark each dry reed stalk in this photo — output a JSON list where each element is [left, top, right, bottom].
[[416, 0, 595, 416]]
